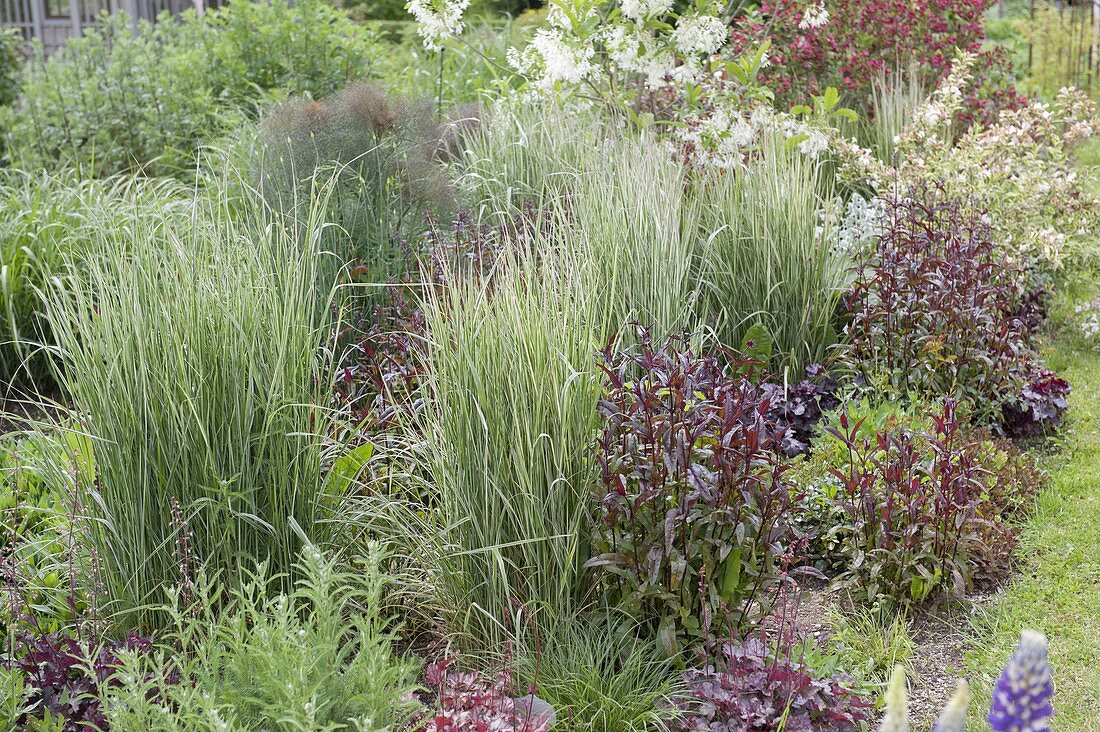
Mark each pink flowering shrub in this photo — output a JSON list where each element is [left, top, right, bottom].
[[728, 0, 1023, 122]]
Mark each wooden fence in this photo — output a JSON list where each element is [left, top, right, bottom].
[[1, 0, 211, 53]]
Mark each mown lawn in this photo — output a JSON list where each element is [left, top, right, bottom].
[[965, 338, 1100, 729]]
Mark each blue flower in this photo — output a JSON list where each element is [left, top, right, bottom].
[[988, 630, 1053, 732]]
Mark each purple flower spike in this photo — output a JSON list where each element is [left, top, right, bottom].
[[988, 630, 1054, 732]]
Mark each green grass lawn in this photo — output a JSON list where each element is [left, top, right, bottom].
[[964, 337, 1100, 728]]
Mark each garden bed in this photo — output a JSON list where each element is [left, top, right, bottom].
[[1, 0, 1098, 730]]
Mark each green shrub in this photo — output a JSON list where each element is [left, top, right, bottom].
[[39, 171, 343, 630], [2, 16, 224, 178], [0, 27, 21, 109], [202, 0, 382, 107], [101, 544, 422, 732], [2, 0, 382, 178]]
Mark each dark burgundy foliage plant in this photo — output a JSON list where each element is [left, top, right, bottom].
[[1002, 363, 1071, 439], [823, 400, 1033, 607], [14, 631, 160, 731], [421, 656, 552, 732], [761, 364, 841, 457], [588, 330, 797, 653], [842, 187, 1035, 428], [677, 624, 873, 731]]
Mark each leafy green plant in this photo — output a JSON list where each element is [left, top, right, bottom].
[[0, 27, 20, 109], [102, 543, 422, 731], [202, 0, 382, 108], [0, 667, 29, 730], [2, 15, 225, 178], [2, 0, 383, 178], [38, 170, 343, 630]]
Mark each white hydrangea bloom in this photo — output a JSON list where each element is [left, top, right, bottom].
[[798, 2, 829, 30], [670, 13, 727, 56], [407, 0, 471, 51], [620, 0, 674, 20]]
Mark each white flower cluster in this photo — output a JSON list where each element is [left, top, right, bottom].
[[778, 118, 829, 158], [407, 0, 471, 51], [605, 26, 677, 89], [901, 51, 976, 144], [798, 2, 829, 30], [503, 0, 731, 94], [835, 193, 887, 255], [620, 0, 674, 20], [507, 28, 597, 90], [677, 105, 775, 169], [670, 13, 727, 56], [1075, 299, 1100, 339]]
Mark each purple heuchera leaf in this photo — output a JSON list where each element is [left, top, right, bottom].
[[987, 630, 1053, 732]]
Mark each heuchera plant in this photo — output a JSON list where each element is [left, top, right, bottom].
[[762, 363, 841, 457], [842, 187, 1032, 428], [1002, 363, 1071, 439], [422, 657, 552, 732], [13, 631, 160, 731], [678, 621, 873, 731], [588, 331, 796, 653]]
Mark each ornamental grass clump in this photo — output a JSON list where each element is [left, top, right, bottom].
[[414, 244, 606, 650], [589, 331, 796, 653], [0, 172, 188, 389], [699, 136, 850, 375], [39, 171, 343, 630]]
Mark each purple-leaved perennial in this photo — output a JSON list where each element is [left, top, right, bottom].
[[988, 630, 1054, 732]]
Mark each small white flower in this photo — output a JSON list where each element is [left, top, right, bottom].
[[670, 13, 727, 56], [620, 0, 674, 20], [407, 0, 470, 51], [798, 2, 829, 30], [510, 28, 597, 91]]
